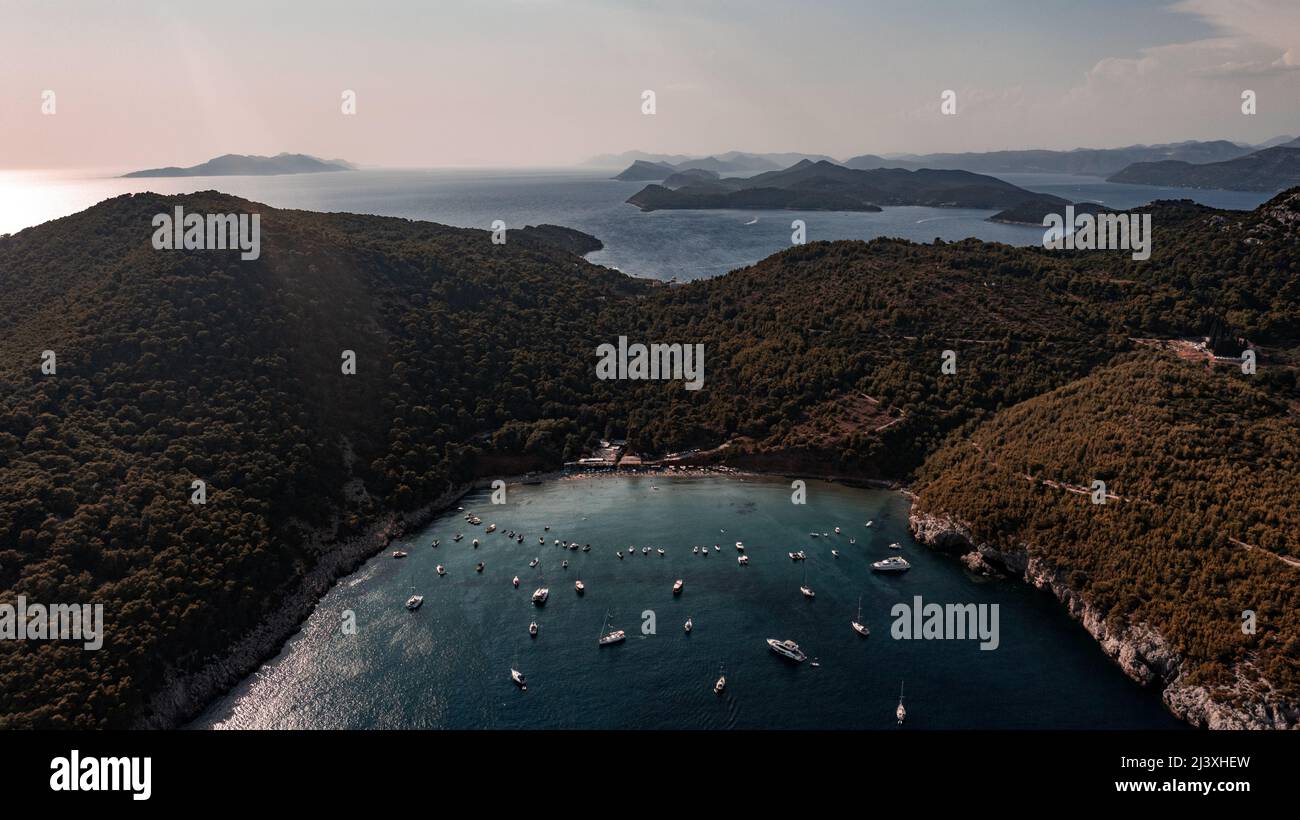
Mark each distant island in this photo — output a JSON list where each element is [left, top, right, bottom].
[[844, 140, 1253, 177], [1107, 144, 1300, 192], [122, 152, 356, 178], [625, 159, 1079, 216]]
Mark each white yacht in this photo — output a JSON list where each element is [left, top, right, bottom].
[[714, 669, 726, 695], [512, 575, 520, 588], [405, 593, 424, 611], [834, 527, 841, 534], [872, 556, 911, 573], [832, 549, 840, 557], [735, 541, 744, 551], [738, 555, 749, 565], [471, 539, 479, 548], [851, 595, 870, 636], [896, 681, 906, 725], [574, 580, 585, 594], [865, 520, 874, 528], [713, 544, 720, 552], [693, 546, 699, 554], [684, 618, 693, 633], [766, 638, 807, 662], [890, 542, 902, 550], [529, 557, 539, 568], [511, 668, 527, 691], [598, 611, 625, 645], [800, 585, 815, 599], [657, 548, 665, 556], [617, 551, 624, 559], [485, 524, 497, 533], [391, 550, 408, 559], [672, 579, 684, 595], [436, 565, 446, 576], [532, 587, 549, 605], [529, 621, 539, 637], [642, 546, 650, 555]]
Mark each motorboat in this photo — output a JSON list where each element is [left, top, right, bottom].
[[738, 555, 749, 565], [529, 621, 539, 637], [392, 550, 408, 559], [575, 580, 585, 594], [405, 594, 424, 611], [872, 556, 911, 573], [766, 638, 807, 662], [511, 668, 527, 691], [512, 575, 520, 588], [672, 579, 684, 595], [475, 562, 484, 573], [531, 587, 549, 605], [436, 565, 446, 576]]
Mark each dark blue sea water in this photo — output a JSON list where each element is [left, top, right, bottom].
[[193, 476, 1184, 729], [9, 169, 1271, 281]]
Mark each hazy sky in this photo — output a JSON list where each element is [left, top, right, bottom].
[[2, 0, 1298, 168]]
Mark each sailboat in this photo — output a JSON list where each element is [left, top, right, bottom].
[[405, 586, 423, 611], [714, 663, 727, 694], [598, 610, 625, 645], [851, 594, 869, 636], [511, 667, 527, 691], [896, 681, 906, 725], [800, 564, 815, 599]]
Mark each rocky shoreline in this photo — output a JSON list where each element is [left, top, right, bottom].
[[908, 505, 1298, 730], [135, 481, 473, 729]]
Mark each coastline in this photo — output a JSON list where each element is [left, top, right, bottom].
[[148, 460, 1287, 731], [907, 507, 1298, 730]]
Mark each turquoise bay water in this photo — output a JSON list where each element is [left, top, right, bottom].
[[194, 476, 1182, 729], [3, 169, 1271, 281]]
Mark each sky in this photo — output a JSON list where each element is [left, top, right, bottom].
[[1, 0, 1298, 169]]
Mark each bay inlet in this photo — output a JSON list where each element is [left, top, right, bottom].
[[193, 475, 1183, 729]]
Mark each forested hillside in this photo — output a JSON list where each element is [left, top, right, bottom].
[[0, 188, 1296, 726]]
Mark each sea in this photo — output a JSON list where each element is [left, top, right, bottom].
[[192, 475, 1184, 729], [0, 167, 1272, 282]]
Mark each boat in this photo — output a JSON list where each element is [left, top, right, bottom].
[[809, 532, 819, 538], [788, 550, 806, 561], [738, 555, 749, 565], [532, 587, 549, 605], [529, 621, 539, 637], [617, 551, 624, 559], [512, 575, 520, 588], [831, 549, 840, 558], [642, 546, 650, 555], [701, 549, 708, 558], [672, 579, 684, 595], [851, 594, 870, 636], [391, 550, 408, 559], [529, 557, 539, 568], [554, 539, 561, 546], [517, 535, 524, 543], [453, 533, 463, 542], [713, 544, 720, 552], [735, 541, 744, 551], [714, 665, 726, 694], [848, 538, 855, 545], [766, 638, 807, 662], [582, 544, 591, 552], [511, 668, 527, 691], [810, 658, 821, 668], [800, 585, 815, 599], [544, 525, 550, 531], [657, 548, 665, 556], [684, 617, 693, 633], [539, 537, 544, 544], [575, 580, 585, 594], [562, 559, 569, 569], [476, 562, 484, 573], [896, 681, 906, 725], [834, 527, 841, 534], [598, 611, 625, 645], [485, 524, 496, 533], [872, 556, 911, 573], [693, 546, 699, 554], [472, 539, 479, 548], [436, 565, 446, 576], [890, 542, 902, 550], [406, 593, 424, 611], [431, 539, 440, 548], [865, 520, 874, 528]]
